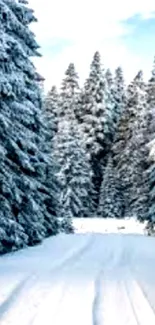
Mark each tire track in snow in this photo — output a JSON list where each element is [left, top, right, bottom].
[[32, 236, 101, 325], [0, 234, 95, 325], [47, 234, 95, 273], [30, 235, 96, 325], [92, 271, 138, 325], [92, 269, 104, 325], [125, 277, 155, 325], [92, 237, 136, 325], [0, 275, 32, 319], [92, 266, 155, 325], [92, 248, 117, 325]]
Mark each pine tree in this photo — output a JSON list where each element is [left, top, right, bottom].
[[105, 69, 113, 89], [80, 52, 106, 156], [142, 58, 155, 228], [128, 72, 149, 220], [60, 63, 80, 122], [147, 57, 155, 107], [54, 121, 94, 232], [105, 66, 126, 140], [79, 52, 116, 203], [146, 140, 155, 230], [113, 67, 126, 128], [0, 0, 59, 253], [44, 85, 59, 135], [112, 70, 148, 218], [146, 57, 155, 143], [98, 157, 124, 218]]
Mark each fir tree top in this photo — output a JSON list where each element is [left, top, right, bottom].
[[61, 63, 79, 97], [87, 51, 104, 88]]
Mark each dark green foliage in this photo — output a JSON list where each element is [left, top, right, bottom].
[[99, 157, 125, 218], [0, 0, 59, 254]]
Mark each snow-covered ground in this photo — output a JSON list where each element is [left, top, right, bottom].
[[0, 218, 155, 325], [73, 217, 146, 234]]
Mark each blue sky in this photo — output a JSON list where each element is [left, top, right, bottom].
[[29, 0, 155, 91], [123, 15, 155, 59]]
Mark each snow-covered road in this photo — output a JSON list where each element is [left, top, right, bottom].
[[0, 232, 155, 325]]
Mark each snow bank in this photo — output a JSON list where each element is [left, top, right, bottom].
[[0, 233, 92, 274]]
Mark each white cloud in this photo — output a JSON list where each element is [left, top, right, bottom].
[[29, 0, 155, 90], [30, 0, 155, 40]]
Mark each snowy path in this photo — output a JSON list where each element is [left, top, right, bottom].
[[0, 232, 155, 325]]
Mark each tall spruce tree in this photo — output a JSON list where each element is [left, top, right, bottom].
[[44, 85, 59, 135], [98, 156, 124, 218], [80, 52, 106, 156], [146, 140, 155, 229], [113, 67, 126, 129], [112, 70, 148, 218], [146, 57, 155, 143], [147, 57, 155, 107], [105, 66, 126, 138], [52, 62, 94, 227], [60, 63, 80, 122], [79, 52, 116, 203], [54, 121, 94, 231], [128, 72, 149, 220], [0, 0, 59, 254], [142, 58, 155, 227]]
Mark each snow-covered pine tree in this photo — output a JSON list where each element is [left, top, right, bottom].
[[104, 73, 116, 151], [79, 52, 116, 203], [0, 0, 59, 253], [145, 139, 155, 230], [105, 69, 113, 89], [147, 57, 155, 106], [52, 62, 94, 229], [128, 72, 149, 221], [146, 57, 155, 143], [98, 156, 124, 218], [112, 70, 148, 219], [80, 51, 105, 156], [141, 58, 155, 227], [104, 67, 126, 146], [104, 68, 127, 154], [113, 67, 126, 129], [104, 67, 126, 141], [54, 121, 94, 232], [60, 63, 80, 121], [44, 85, 59, 135]]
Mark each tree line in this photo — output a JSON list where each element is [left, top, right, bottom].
[[0, 0, 155, 254]]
